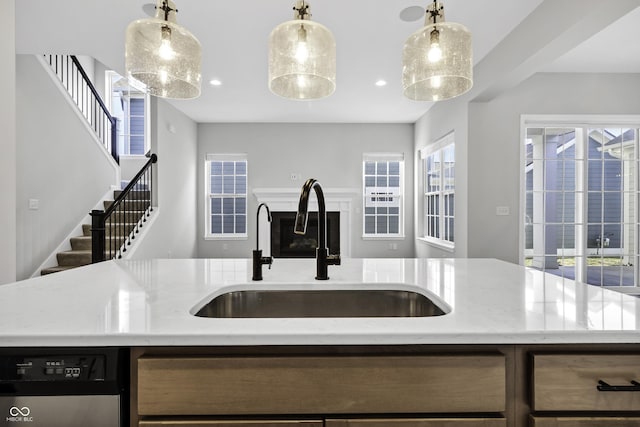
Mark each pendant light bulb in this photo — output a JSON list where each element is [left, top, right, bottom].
[[158, 25, 176, 60], [427, 29, 442, 63], [295, 26, 310, 64]]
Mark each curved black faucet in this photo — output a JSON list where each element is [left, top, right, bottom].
[[252, 203, 273, 281], [294, 178, 341, 280]]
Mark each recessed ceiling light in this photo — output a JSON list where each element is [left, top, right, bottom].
[[209, 79, 222, 86], [375, 80, 387, 87], [399, 5, 425, 22]]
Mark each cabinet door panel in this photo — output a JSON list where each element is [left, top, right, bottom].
[[327, 418, 506, 427], [137, 354, 506, 416], [139, 421, 323, 427], [531, 416, 640, 427], [532, 354, 640, 411]]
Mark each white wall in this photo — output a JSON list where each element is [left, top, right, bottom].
[[0, 0, 16, 285], [467, 73, 640, 263], [15, 55, 119, 280], [129, 99, 198, 259], [197, 123, 415, 259], [414, 102, 469, 259]]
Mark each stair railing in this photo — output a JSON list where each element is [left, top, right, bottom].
[[91, 154, 158, 263], [44, 54, 119, 164]]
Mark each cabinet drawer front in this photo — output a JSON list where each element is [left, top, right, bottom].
[[140, 421, 323, 427], [531, 416, 640, 427], [327, 418, 506, 427], [532, 354, 640, 411], [138, 354, 506, 416]]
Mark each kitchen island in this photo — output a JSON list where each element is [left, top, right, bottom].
[[1, 258, 640, 427], [0, 257, 638, 346]]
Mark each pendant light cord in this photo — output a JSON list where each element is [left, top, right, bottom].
[[158, 1, 177, 21]]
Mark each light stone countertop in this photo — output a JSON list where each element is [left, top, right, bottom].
[[1, 258, 639, 347]]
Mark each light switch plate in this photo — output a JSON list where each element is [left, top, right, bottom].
[[496, 206, 510, 216]]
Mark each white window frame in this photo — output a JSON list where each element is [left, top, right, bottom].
[[105, 70, 150, 156], [362, 153, 405, 240], [520, 114, 640, 291], [419, 133, 455, 251], [204, 153, 248, 240]]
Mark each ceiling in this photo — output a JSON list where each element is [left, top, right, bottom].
[[14, 0, 640, 124]]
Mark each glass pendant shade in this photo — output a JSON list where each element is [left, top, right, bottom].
[[125, 0, 201, 99], [269, 7, 336, 100], [402, 9, 472, 101]]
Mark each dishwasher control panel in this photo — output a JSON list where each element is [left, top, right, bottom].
[[0, 355, 106, 382]]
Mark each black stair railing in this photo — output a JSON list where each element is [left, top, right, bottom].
[[44, 54, 119, 164], [91, 154, 158, 263]]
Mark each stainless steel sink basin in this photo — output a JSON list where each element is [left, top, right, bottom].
[[193, 289, 448, 318]]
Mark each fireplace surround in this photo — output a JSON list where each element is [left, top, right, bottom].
[[271, 211, 340, 258], [253, 187, 357, 258]]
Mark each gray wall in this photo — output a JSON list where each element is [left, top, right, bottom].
[[130, 99, 198, 259], [467, 73, 640, 264], [15, 55, 118, 279], [197, 123, 415, 259], [0, 0, 16, 285]]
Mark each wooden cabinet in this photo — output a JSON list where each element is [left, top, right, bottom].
[[327, 418, 506, 427], [529, 352, 640, 426], [530, 417, 640, 427], [531, 353, 640, 412], [133, 348, 508, 427], [133, 345, 640, 427], [139, 421, 323, 427], [137, 354, 506, 416]]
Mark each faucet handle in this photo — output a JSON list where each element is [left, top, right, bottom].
[[327, 254, 341, 266], [263, 256, 274, 269]]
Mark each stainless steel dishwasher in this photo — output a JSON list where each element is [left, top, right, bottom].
[[0, 347, 127, 427]]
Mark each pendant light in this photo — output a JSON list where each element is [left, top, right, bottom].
[[125, 0, 201, 99], [402, 0, 472, 102], [269, 0, 336, 100]]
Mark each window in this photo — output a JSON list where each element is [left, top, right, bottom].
[[205, 154, 248, 239], [523, 120, 640, 288], [106, 70, 149, 156], [420, 135, 455, 248], [363, 153, 404, 238]]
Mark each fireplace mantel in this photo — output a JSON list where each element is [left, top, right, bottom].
[[253, 187, 359, 257]]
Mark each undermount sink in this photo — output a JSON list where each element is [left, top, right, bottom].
[[193, 289, 449, 318]]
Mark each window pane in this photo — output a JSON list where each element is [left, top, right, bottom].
[[377, 162, 387, 175], [211, 216, 222, 234], [389, 162, 400, 175], [235, 198, 246, 215], [211, 198, 222, 214], [211, 176, 222, 194], [235, 215, 246, 234], [377, 216, 388, 234], [211, 162, 223, 175], [364, 162, 376, 175], [223, 161, 234, 175], [389, 216, 399, 234], [223, 215, 235, 233], [223, 176, 235, 194], [365, 216, 375, 234], [235, 161, 247, 175], [223, 198, 234, 214], [236, 176, 247, 194]]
